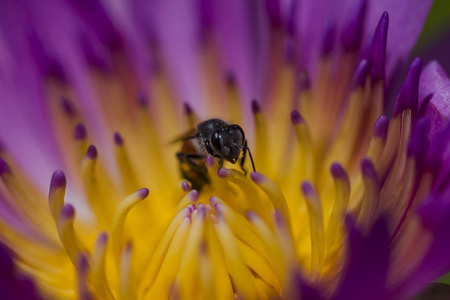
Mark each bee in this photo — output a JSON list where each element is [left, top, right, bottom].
[[176, 118, 256, 191]]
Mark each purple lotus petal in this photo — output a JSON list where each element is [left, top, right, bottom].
[[211, 0, 270, 108], [391, 195, 450, 299], [334, 216, 389, 300], [295, 0, 431, 81], [419, 61, 450, 141], [0, 243, 42, 300], [365, 0, 432, 80], [135, 0, 205, 113]]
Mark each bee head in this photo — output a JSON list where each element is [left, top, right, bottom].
[[210, 125, 245, 162]]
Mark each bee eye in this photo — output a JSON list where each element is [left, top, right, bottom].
[[211, 132, 222, 151]]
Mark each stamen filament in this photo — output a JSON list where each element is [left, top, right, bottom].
[[301, 182, 324, 278], [111, 188, 149, 265], [91, 232, 114, 300]]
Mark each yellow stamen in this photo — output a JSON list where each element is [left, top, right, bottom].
[[57, 204, 85, 266], [91, 232, 114, 300], [301, 182, 324, 278], [144, 215, 191, 299], [119, 243, 133, 300], [214, 213, 258, 300], [111, 188, 149, 265]]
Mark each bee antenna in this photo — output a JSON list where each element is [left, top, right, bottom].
[[241, 145, 256, 172]]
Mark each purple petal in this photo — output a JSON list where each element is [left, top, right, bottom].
[[419, 61, 450, 141], [393, 57, 422, 117], [212, 0, 270, 108], [138, 0, 205, 112], [365, 0, 432, 80], [0, 243, 42, 300], [295, 0, 431, 81], [334, 216, 389, 300], [391, 196, 450, 299]]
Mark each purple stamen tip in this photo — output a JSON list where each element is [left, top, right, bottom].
[[298, 70, 311, 91], [330, 163, 347, 179], [74, 123, 87, 140], [321, 19, 336, 56], [206, 156, 215, 168], [137, 188, 150, 199], [300, 181, 316, 197], [251, 99, 261, 114], [393, 57, 422, 117], [246, 210, 256, 220], [214, 203, 223, 218], [225, 71, 236, 87], [77, 253, 89, 272], [217, 168, 231, 178], [419, 93, 433, 116], [183, 102, 193, 115], [97, 231, 109, 244], [274, 209, 285, 226], [250, 172, 263, 184], [369, 12, 389, 82], [340, 0, 367, 52], [0, 157, 11, 176], [209, 196, 219, 206], [373, 115, 388, 139], [181, 180, 191, 192], [50, 170, 66, 190], [137, 92, 148, 107], [189, 189, 199, 202], [61, 204, 75, 218], [352, 59, 369, 88], [114, 132, 124, 146], [290, 110, 304, 125], [61, 97, 75, 116], [86, 145, 97, 159], [361, 159, 377, 180]]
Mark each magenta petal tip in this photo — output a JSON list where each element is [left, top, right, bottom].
[[369, 12, 389, 82], [393, 57, 422, 116], [330, 163, 347, 179], [373, 115, 388, 139], [86, 145, 97, 159], [74, 123, 87, 140], [0, 157, 11, 176], [217, 168, 231, 178], [361, 159, 377, 180], [300, 181, 315, 197], [291, 110, 304, 125], [250, 172, 263, 183], [137, 188, 149, 199], [181, 180, 191, 192], [76, 253, 89, 272], [114, 132, 124, 146], [50, 170, 66, 190], [205, 156, 215, 168], [137, 92, 148, 107], [97, 231, 109, 244], [340, 0, 367, 52], [61, 97, 76, 117], [251, 99, 261, 114], [189, 189, 199, 202], [352, 59, 369, 88], [61, 204, 75, 218], [184, 102, 193, 115], [209, 196, 219, 206], [321, 20, 336, 56]]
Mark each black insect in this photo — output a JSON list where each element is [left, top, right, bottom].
[[176, 118, 256, 190]]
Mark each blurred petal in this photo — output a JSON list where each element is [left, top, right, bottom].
[[419, 61, 450, 141]]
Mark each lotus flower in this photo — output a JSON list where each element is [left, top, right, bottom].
[[0, 0, 449, 299]]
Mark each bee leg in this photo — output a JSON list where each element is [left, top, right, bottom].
[[240, 140, 248, 175], [176, 153, 207, 172]]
